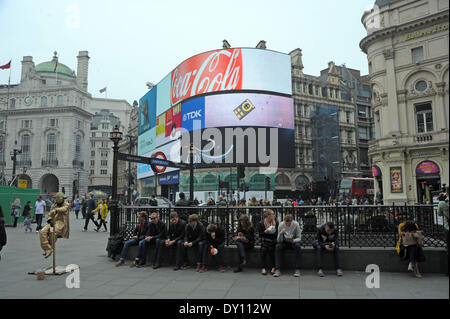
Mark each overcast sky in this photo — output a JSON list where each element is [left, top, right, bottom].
[[0, 0, 375, 103]]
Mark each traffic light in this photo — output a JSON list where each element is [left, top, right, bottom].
[[237, 165, 245, 179], [265, 176, 271, 191]]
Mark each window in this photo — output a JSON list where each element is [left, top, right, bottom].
[[0, 121, 4, 129], [415, 102, 433, 133], [101, 160, 108, 166], [412, 47, 424, 63], [308, 84, 313, 95], [415, 80, 427, 92], [22, 120, 32, 128], [101, 151, 108, 157], [101, 141, 108, 148], [358, 105, 366, 118], [347, 131, 352, 140], [358, 127, 368, 140], [92, 132, 96, 138], [75, 135, 81, 160], [91, 142, 95, 148], [77, 120, 81, 129], [375, 112, 381, 139], [100, 169, 108, 175], [102, 132, 108, 138], [296, 82, 300, 91], [315, 86, 319, 96], [48, 119, 58, 127], [346, 112, 351, 123], [46, 133, 56, 161], [57, 95, 63, 106], [102, 123, 109, 130], [90, 160, 95, 167], [9, 98, 15, 108], [90, 170, 94, 175], [21, 134, 31, 161], [41, 96, 47, 107], [91, 151, 95, 157], [0, 136, 4, 163]]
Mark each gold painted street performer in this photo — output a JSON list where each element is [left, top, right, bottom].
[[40, 192, 70, 258]]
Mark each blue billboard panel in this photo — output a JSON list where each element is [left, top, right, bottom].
[[138, 88, 157, 134], [181, 96, 205, 132]]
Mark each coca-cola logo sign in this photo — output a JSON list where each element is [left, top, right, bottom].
[[170, 48, 243, 106]]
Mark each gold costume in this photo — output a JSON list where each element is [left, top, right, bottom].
[[40, 193, 70, 257]]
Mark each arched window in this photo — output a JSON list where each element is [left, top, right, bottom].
[[47, 133, 57, 161], [41, 96, 47, 107], [57, 95, 63, 106], [275, 174, 291, 186]]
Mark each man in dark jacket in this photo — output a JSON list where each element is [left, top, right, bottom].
[[0, 206, 6, 261], [313, 222, 343, 277], [83, 193, 100, 231], [166, 212, 187, 270], [175, 192, 191, 221], [204, 224, 226, 272], [116, 212, 149, 267], [180, 214, 206, 272], [138, 212, 167, 268]]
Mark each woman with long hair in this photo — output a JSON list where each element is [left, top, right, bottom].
[[396, 219, 425, 277], [233, 214, 255, 272], [258, 209, 278, 275]]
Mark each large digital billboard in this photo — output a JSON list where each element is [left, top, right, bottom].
[[137, 47, 295, 180]]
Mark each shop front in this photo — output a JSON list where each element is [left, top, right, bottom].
[[158, 171, 179, 202], [416, 161, 441, 204]]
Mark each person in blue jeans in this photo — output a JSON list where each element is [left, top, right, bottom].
[[179, 214, 206, 272], [137, 212, 167, 268], [314, 222, 343, 277], [116, 212, 149, 267], [233, 214, 255, 273], [273, 214, 302, 277]]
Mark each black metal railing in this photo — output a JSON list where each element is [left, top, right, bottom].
[[42, 158, 58, 167], [112, 204, 445, 249], [72, 160, 84, 168]]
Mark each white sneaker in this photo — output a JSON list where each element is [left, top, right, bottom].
[[294, 269, 301, 277], [273, 269, 281, 277]]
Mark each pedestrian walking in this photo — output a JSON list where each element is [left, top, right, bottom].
[[93, 199, 108, 232], [11, 199, 21, 227], [22, 201, 32, 219], [23, 212, 33, 232], [81, 196, 87, 219], [82, 193, 100, 231], [74, 199, 81, 219], [34, 196, 46, 232], [0, 206, 6, 261]]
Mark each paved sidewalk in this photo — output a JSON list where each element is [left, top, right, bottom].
[[0, 213, 448, 299]]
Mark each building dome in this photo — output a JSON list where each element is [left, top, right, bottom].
[[35, 52, 75, 78]]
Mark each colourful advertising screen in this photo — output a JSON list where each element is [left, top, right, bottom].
[[390, 167, 403, 193]]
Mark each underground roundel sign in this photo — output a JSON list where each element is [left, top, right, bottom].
[[151, 151, 167, 173]]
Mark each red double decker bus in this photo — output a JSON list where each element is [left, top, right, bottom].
[[338, 177, 375, 202]]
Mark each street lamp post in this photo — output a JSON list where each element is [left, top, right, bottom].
[[189, 143, 194, 203], [126, 135, 136, 205], [10, 140, 22, 187], [109, 125, 123, 236]]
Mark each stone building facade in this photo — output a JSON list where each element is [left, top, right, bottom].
[[0, 51, 132, 199], [360, 0, 449, 204]]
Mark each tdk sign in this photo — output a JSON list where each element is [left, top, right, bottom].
[[183, 109, 202, 121], [181, 97, 205, 132]]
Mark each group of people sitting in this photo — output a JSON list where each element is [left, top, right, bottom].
[[115, 209, 344, 277]]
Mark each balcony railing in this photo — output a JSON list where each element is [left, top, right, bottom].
[[73, 160, 84, 168], [16, 160, 32, 167], [415, 134, 433, 143], [42, 159, 58, 167]]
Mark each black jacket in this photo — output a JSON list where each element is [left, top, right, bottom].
[[237, 225, 255, 247], [23, 204, 32, 217], [206, 226, 225, 248], [133, 221, 150, 241], [0, 218, 6, 249], [175, 198, 190, 206], [184, 222, 205, 245], [146, 220, 167, 239], [257, 220, 278, 247], [168, 219, 186, 241], [316, 224, 339, 248]]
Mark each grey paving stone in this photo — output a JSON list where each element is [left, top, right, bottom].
[[300, 289, 338, 299]]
